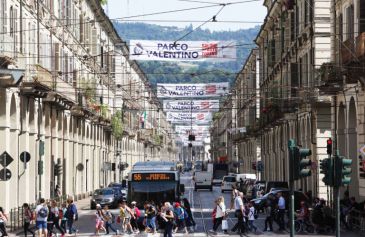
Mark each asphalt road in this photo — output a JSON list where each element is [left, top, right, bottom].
[[10, 172, 362, 237]]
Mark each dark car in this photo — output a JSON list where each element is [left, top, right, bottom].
[[90, 188, 119, 209], [265, 181, 289, 193], [252, 189, 309, 212], [108, 182, 127, 201]]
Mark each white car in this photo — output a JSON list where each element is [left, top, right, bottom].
[[221, 175, 237, 193]]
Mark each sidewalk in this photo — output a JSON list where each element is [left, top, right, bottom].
[[7, 197, 91, 237]]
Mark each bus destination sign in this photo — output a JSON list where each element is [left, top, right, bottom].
[[132, 173, 175, 181]]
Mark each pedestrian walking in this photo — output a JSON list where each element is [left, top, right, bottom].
[[120, 201, 135, 234], [161, 203, 174, 237], [35, 198, 49, 237], [103, 205, 118, 235], [248, 202, 257, 233], [211, 196, 227, 234], [181, 198, 195, 229], [22, 203, 35, 237], [46, 204, 55, 237], [95, 204, 106, 235], [173, 202, 188, 234], [231, 192, 246, 234], [277, 192, 286, 231], [130, 201, 141, 233], [60, 203, 67, 233], [65, 198, 78, 235], [0, 207, 8, 237], [144, 202, 157, 234], [263, 194, 275, 232], [49, 200, 65, 237]]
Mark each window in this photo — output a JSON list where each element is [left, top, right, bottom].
[[346, 5, 354, 41]]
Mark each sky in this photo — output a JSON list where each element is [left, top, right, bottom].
[[105, 0, 267, 32]]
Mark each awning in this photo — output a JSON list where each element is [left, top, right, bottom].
[[131, 182, 176, 193], [0, 68, 25, 86]]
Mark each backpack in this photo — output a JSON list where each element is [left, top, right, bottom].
[[177, 208, 184, 220], [134, 207, 141, 218], [58, 209, 63, 219], [66, 204, 75, 219], [212, 207, 217, 220], [38, 206, 48, 219]]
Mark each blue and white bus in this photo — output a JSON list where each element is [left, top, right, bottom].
[[127, 161, 185, 207]]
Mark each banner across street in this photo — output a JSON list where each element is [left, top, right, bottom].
[[157, 82, 229, 98], [130, 40, 236, 62], [163, 100, 219, 112], [166, 112, 212, 124]]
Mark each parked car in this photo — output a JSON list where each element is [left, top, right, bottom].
[[252, 189, 309, 212], [90, 188, 119, 209], [265, 181, 288, 194], [221, 175, 237, 193]]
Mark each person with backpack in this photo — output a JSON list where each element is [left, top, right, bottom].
[[49, 200, 65, 237], [66, 198, 78, 235], [211, 196, 227, 234], [60, 203, 67, 233], [95, 204, 106, 235], [144, 203, 157, 234], [22, 203, 35, 237], [173, 202, 188, 234], [0, 207, 8, 237], [103, 205, 118, 235], [35, 198, 49, 237], [248, 202, 257, 233], [130, 201, 141, 233]]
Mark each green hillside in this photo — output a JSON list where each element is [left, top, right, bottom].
[[113, 22, 259, 85]]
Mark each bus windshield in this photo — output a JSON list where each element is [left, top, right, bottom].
[[129, 182, 177, 205]]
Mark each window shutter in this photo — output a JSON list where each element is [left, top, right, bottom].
[[54, 43, 60, 72], [3, 1, 7, 34], [91, 28, 97, 55], [79, 14, 84, 43], [360, 1, 365, 33]]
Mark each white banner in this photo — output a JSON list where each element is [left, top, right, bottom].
[[182, 141, 204, 146], [167, 112, 212, 124], [157, 82, 229, 98], [175, 125, 210, 136], [130, 40, 236, 62], [163, 100, 219, 112]]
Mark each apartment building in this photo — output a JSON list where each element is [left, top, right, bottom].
[[0, 0, 175, 211]]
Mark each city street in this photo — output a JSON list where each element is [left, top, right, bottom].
[[10, 172, 361, 237]]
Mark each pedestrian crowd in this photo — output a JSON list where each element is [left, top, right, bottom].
[[92, 198, 195, 237]]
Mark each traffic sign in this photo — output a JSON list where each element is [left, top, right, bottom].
[[20, 151, 31, 163], [0, 168, 12, 181], [0, 151, 14, 167], [360, 145, 365, 156]]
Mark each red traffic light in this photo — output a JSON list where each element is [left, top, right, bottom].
[[327, 138, 332, 145]]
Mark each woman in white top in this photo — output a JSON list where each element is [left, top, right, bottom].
[[212, 196, 227, 233]]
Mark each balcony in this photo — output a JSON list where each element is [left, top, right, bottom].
[[24, 64, 53, 90]]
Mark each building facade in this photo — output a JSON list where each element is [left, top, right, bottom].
[[0, 0, 175, 211]]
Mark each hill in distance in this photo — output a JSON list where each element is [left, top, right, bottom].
[[113, 22, 259, 86]]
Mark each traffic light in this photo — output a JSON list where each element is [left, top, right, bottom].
[[335, 155, 352, 186], [38, 160, 44, 175], [320, 158, 333, 186], [54, 164, 62, 176], [294, 146, 312, 179], [326, 138, 332, 155], [252, 162, 257, 170]]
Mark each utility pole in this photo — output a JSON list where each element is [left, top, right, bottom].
[[330, 0, 340, 236]]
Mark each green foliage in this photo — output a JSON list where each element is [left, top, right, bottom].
[[100, 0, 108, 6], [81, 77, 96, 100], [112, 110, 123, 140], [100, 104, 109, 118], [113, 22, 259, 86]]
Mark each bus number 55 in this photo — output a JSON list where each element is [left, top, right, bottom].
[[134, 174, 142, 181]]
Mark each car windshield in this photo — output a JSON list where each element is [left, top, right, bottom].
[[94, 189, 114, 195], [224, 177, 236, 182]]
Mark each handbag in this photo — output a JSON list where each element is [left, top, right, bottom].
[[221, 220, 228, 230]]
